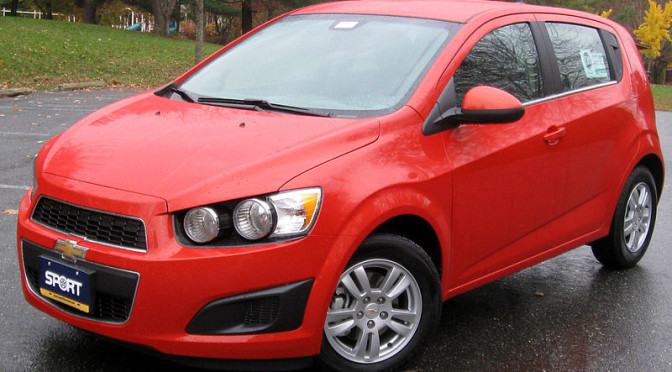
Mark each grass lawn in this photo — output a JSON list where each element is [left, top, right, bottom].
[[3, 16, 672, 112], [0, 17, 221, 90], [651, 85, 672, 111]]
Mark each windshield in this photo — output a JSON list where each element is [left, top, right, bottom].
[[179, 14, 460, 117]]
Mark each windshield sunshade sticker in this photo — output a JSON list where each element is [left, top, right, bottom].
[[333, 21, 359, 30]]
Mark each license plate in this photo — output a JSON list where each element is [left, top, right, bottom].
[[39, 256, 93, 314]]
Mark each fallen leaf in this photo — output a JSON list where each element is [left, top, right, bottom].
[[534, 291, 545, 297], [12, 108, 22, 112], [2, 209, 19, 215]]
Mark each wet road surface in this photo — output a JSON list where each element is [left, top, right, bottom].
[[1, 90, 671, 371]]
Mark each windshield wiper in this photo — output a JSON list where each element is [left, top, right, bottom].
[[156, 83, 196, 103], [197, 97, 331, 117]]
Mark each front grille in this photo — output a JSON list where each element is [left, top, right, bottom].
[[32, 196, 147, 251], [22, 240, 139, 324]]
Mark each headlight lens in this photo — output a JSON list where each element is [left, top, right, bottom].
[[269, 188, 321, 238], [184, 207, 221, 243], [233, 199, 274, 240]]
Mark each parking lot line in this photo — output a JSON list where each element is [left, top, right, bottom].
[[0, 131, 51, 137], [0, 184, 29, 190]]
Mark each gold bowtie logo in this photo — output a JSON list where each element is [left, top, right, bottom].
[[54, 239, 88, 262]]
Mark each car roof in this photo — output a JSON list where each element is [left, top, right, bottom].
[[294, 0, 533, 23], [292, 0, 596, 24]]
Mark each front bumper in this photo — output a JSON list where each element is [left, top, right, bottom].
[[16, 177, 353, 361]]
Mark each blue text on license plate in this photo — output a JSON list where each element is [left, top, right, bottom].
[[39, 256, 92, 313]]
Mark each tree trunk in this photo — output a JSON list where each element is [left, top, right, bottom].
[[45, 0, 53, 19], [10, 0, 18, 16], [82, 0, 98, 24], [151, 0, 177, 37], [33, 0, 53, 20], [242, 0, 253, 34], [195, 0, 204, 64]]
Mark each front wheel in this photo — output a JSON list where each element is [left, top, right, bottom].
[[317, 234, 441, 372], [591, 166, 658, 269]]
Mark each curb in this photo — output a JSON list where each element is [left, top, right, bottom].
[[57, 81, 107, 91], [0, 87, 32, 98], [0, 81, 109, 98]]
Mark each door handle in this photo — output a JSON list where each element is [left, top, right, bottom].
[[543, 126, 566, 146]]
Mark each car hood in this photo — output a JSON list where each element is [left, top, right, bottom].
[[42, 92, 380, 211]]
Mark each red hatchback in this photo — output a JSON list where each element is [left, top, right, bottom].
[[17, 1, 664, 371]]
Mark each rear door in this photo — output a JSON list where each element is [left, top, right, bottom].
[[534, 15, 640, 239]]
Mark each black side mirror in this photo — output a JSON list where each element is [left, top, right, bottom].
[[422, 85, 525, 136]]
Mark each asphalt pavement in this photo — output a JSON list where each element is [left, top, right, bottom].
[[1, 89, 671, 372]]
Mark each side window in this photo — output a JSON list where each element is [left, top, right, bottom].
[[454, 23, 543, 106], [545, 23, 613, 92]]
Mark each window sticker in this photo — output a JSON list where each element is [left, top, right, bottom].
[[333, 21, 359, 29], [580, 49, 608, 79]]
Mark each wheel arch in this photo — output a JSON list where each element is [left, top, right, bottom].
[[636, 153, 664, 200], [369, 215, 443, 279]]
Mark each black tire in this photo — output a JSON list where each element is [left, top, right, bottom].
[[317, 233, 441, 372], [591, 166, 658, 269]]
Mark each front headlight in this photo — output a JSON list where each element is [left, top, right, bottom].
[[184, 207, 221, 243], [233, 199, 274, 240], [178, 187, 322, 246]]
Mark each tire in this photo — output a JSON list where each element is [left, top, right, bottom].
[[591, 166, 658, 269], [317, 234, 441, 372]]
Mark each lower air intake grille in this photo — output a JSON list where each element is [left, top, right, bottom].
[[243, 297, 280, 327]]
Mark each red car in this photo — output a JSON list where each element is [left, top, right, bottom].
[[17, 1, 663, 371]]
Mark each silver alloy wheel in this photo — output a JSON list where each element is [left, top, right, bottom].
[[623, 182, 653, 253], [324, 258, 422, 364]]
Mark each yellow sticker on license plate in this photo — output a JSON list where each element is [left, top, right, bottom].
[[40, 288, 90, 313]]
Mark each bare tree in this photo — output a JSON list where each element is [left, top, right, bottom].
[[242, 0, 253, 34], [195, 0, 204, 64], [82, 0, 99, 24], [33, 0, 54, 19], [9, 0, 18, 16], [152, 0, 178, 37]]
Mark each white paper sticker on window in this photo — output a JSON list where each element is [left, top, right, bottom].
[[580, 49, 609, 79], [334, 21, 359, 29]]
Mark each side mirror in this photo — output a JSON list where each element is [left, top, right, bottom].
[[460, 85, 525, 124], [422, 85, 525, 136]]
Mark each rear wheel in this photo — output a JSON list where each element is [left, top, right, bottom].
[[318, 234, 441, 372], [591, 166, 658, 269]]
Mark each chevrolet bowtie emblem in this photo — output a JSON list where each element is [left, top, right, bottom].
[[54, 239, 88, 262]]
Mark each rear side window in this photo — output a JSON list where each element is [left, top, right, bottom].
[[454, 23, 543, 106], [545, 23, 613, 92]]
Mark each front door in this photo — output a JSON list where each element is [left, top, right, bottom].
[[444, 20, 571, 286]]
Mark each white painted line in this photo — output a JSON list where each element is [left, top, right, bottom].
[[0, 184, 30, 190], [0, 132, 51, 137]]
